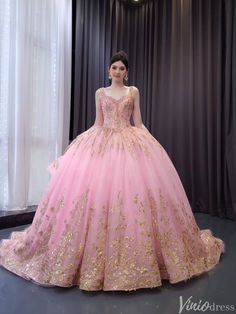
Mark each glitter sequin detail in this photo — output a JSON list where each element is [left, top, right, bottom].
[[0, 87, 225, 291]]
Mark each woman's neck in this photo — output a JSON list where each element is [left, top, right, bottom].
[[110, 82, 125, 89]]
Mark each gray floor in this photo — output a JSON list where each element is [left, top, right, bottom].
[[0, 213, 235, 314]]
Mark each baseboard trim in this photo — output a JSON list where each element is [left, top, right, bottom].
[[0, 206, 36, 229]]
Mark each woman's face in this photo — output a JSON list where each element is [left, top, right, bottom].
[[108, 61, 128, 82]]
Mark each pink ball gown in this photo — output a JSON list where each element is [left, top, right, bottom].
[[0, 86, 224, 291]]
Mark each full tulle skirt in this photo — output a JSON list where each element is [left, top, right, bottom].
[[0, 126, 225, 291]]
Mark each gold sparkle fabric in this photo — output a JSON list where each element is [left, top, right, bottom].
[[0, 87, 225, 291]]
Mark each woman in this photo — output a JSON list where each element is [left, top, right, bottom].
[[0, 51, 225, 291]]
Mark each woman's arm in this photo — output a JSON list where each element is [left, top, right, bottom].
[[93, 88, 104, 126], [131, 86, 150, 132]]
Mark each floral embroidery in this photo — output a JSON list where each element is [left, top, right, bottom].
[[0, 87, 224, 291]]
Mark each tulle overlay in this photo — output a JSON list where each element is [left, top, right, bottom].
[[0, 87, 224, 291]]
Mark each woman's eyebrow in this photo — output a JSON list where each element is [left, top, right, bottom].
[[112, 65, 125, 69]]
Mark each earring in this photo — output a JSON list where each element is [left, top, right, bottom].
[[108, 74, 112, 80], [124, 75, 128, 81]]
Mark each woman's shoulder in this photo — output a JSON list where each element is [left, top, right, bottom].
[[129, 86, 139, 97], [96, 85, 139, 94], [129, 85, 139, 91], [95, 87, 104, 95], [96, 87, 104, 91], [99, 85, 138, 89]]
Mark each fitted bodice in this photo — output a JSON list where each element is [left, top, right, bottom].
[[99, 87, 134, 129]]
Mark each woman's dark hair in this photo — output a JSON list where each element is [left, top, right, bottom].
[[109, 50, 129, 70]]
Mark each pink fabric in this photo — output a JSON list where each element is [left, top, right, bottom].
[[0, 87, 225, 291]]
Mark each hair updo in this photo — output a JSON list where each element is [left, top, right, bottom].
[[109, 50, 129, 70]]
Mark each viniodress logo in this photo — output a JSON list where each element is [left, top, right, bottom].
[[178, 296, 235, 313]]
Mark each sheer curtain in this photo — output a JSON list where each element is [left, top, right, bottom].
[[0, 0, 72, 211]]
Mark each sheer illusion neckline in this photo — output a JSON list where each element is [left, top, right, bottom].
[[102, 87, 131, 102]]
